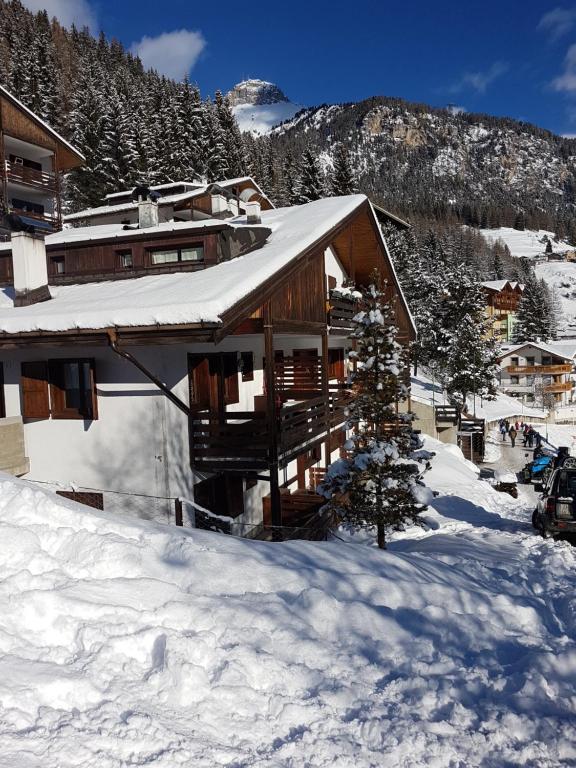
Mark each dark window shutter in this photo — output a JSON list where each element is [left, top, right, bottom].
[[241, 351, 254, 382], [0, 363, 5, 419], [328, 348, 345, 381], [189, 355, 212, 409], [21, 361, 50, 419], [223, 353, 239, 405]]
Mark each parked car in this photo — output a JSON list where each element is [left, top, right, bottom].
[[532, 460, 576, 538]]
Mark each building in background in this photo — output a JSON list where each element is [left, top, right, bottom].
[[0, 85, 84, 234], [498, 341, 576, 407], [482, 280, 524, 342]]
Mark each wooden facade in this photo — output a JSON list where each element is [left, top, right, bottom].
[[0, 85, 84, 233]]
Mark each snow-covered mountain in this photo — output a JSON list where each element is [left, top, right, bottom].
[[227, 78, 303, 135], [266, 95, 576, 228]]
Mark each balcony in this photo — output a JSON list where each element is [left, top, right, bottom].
[[328, 291, 358, 331], [506, 364, 573, 375], [5, 160, 57, 192], [0, 416, 29, 476], [544, 381, 573, 393], [190, 389, 352, 470]]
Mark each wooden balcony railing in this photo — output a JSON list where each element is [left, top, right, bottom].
[[544, 381, 573, 393], [5, 160, 57, 191], [506, 364, 573, 375], [9, 207, 58, 228], [190, 390, 352, 470], [328, 291, 358, 330]]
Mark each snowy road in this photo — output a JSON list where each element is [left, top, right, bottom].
[[0, 438, 575, 767]]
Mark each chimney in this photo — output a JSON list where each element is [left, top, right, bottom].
[[211, 193, 228, 217], [246, 201, 261, 224], [138, 198, 159, 229], [11, 231, 51, 307]]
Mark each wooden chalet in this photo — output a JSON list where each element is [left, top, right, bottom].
[[482, 280, 524, 342], [0, 84, 84, 233], [0, 192, 415, 539]]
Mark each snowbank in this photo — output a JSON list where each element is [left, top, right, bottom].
[[1, 441, 576, 766]]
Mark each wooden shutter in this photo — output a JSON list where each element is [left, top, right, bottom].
[[328, 348, 345, 381], [223, 353, 239, 405], [21, 361, 50, 419], [188, 355, 212, 409], [0, 363, 5, 419]]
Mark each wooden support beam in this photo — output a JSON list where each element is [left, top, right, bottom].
[[263, 301, 282, 537], [322, 331, 331, 469]]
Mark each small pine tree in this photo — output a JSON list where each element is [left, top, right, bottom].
[[319, 273, 431, 549], [513, 272, 554, 342], [329, 141, 356, 196]]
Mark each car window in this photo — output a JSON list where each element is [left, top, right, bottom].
[[557, 470, 576, 497]]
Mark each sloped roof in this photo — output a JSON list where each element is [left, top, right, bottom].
[[0, 195, 385, 335], [499, 341, 576, 362], [481, 280, 524, 293], [0, 84, 84, 164]]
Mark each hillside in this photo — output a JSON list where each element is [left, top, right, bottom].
[[266, 96, 576, 233], [1, 440, 576, 766]]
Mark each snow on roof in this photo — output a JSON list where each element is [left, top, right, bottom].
[[104, 181, 203, 200], [499, 340, 576, 362], [0, 219, 231, 254], [0, 84, 84, 163], [63, 188, 210, 222], [0, 195, 368, 334]]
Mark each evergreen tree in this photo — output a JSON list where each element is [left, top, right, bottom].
[[493, 250, 505, 279], [293, 146, 325, 203], [513, 271, 554, 342], [203, 98, 229, 182], [329, 141, 356, 196], [215, 89, 247, 179], [319, 273, 431, 549]]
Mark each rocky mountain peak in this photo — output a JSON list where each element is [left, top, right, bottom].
[[227, 79, 290, 107]]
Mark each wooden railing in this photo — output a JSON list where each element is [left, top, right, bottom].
[[275, 354, 322, 399], [544, 381, 573, 393], [5, 160, 57, 191], [328, 291, 358, 330], [9, 207, 58, 228], [190, 390, 352, 470], [435, 404, 459, 425], [506, 364, 572, 375]]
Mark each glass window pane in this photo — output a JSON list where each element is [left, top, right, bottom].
[[181, 247, 204, 262], [64, 363, 81, 409], [151, 250, 178, 265]]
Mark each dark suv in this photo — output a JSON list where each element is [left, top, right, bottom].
[[532, 464, 576, 538]]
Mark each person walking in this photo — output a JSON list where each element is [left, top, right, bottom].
[[509, 425, 517, 447], [527, 427, 535, 448], [515, 421, 520, 432], [500, 421, 507, 442], [522, 424, 530, 446]]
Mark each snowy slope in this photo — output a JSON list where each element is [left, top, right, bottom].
[[1, 440, 576, 766], [480, 227, 575, 259], [536, 260, 576, 336]]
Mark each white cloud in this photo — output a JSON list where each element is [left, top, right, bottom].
[[552, 43, 576, 91], [447, 104, 467, 115], [20, 0, 96, 29], [130, 30, 206, 80], [449, 62, 508, 94], [538, 7, 576, 40]]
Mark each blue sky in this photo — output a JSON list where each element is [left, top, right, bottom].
[[22, 0, 576, 136]]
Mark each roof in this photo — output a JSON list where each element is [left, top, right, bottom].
[[481, 280, 524, 292], [104, 181, 203, 201], [64, 176, 272, 223], [499, 340, 576, 362], [0, 219, 233, 253], [0, 196, 370, 334], [371, 203, 410, 230], [0, 84, 84, 164]]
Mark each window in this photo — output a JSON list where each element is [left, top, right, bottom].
[[51, 256, 65, 275], [49, 359, 98, 419], [542, 356, 552, 366], [117, 250, 133, 269], [194, 474, 244, 519], [510, 376, 519, 385], [188, 352, 239, 410], [21, 359, 98, 421], [510, 357, 519, 366], [526, 357, 535, 366], [150, 245, 204, 265], [240, 351, 254, 382]]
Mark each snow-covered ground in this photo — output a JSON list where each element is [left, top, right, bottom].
[[536, 260, 576, 336], [1, 439, 575, 766], [480, 227, 575, 259]]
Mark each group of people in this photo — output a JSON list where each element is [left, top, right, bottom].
[[498, 419, 541, 449]]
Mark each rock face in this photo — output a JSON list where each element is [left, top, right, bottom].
[[227, 79, 290, 107]]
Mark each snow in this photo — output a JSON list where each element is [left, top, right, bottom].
[[1, 437, 576, 766], [480, 227, 575, 259], [233, 101, 303, 135], [536, 260, 576, 337], [0, 195, 368, 334]]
